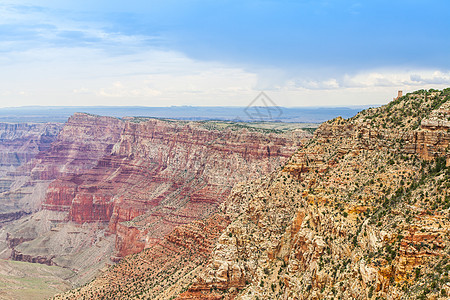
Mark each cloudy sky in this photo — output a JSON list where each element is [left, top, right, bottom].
[[1, 0, 449, 108]]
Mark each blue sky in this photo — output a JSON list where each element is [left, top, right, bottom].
[[1, 0, 450, 107]]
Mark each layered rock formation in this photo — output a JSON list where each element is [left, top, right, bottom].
[[0, 113, 126, 265], [30, 113, 124, 181], [0, 122, 62, 222], [414, 101, 450, 162], [16, 88, 450, 300], [40, 118, 304, 258], [54, 213, 231, 299], [176, 89, 450, 299], [1, 115, 307, 286], [0, 122, 59, 169]]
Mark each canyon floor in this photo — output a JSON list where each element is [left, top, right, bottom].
[[0, 260, 73, 300]]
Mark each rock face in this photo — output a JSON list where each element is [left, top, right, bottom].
[[176, 89, 450, 299], [53, 89, 450, 300], [0, 122, 60, 169], [54, 213, 231, 300], [0, 122, 62, 218], [41, 118, 304, 258], [1, 115, 307, 285], [30, 113, 124, 180], [0, 113, 125, 272], [414, 101, 450, 162]]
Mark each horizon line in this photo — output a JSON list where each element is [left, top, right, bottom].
[[0, 104, 381, 110]]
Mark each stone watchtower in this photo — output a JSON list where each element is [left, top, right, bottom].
[[394, 90, 403, 100]]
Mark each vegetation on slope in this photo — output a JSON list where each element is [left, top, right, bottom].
[[178, 88, 450, 299]]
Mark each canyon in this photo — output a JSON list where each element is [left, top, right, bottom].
[[176, 89, 450, 299], [0, 113, 308, 291], [0, 88, 449, 299], [56, 89, 450, 299]]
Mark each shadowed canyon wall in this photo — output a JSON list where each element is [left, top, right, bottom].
[[0, 122, 62, 223]]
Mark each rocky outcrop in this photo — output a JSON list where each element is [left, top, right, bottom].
[[414, 101, 450, 162], [42, 118, 304, 257], [179, 89, 450, 299], [395, 227, 446, 282], [53, 213, 231, 300], [11, 249, 54, 266], [30, 113, 124, 180], [0, 122, 61, 169], [0, 122, 62, 221]]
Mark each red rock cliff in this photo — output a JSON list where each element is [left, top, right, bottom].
[[42, 117, 306, 257], [413, 101, 450, 162], [31, 113, 124, 180]]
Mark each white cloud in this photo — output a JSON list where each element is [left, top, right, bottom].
[[97, 81, 162, 98], [277, 69, 450, 91], [0, 45, 260, 107], [409, 71, 450, 85], [1, 44, 450, 108], [1, 3, 450, 108]]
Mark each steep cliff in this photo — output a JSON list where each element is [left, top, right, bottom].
[[43, 118, 305, 257], [177, 88, 450, 299], [2, 115, 307, 286], [0, 122, 62, 223], [0, 113, 124, 262], [53, 88, 450, 300], [30, 113, 124, 180], [414, 100, 450, 162]]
